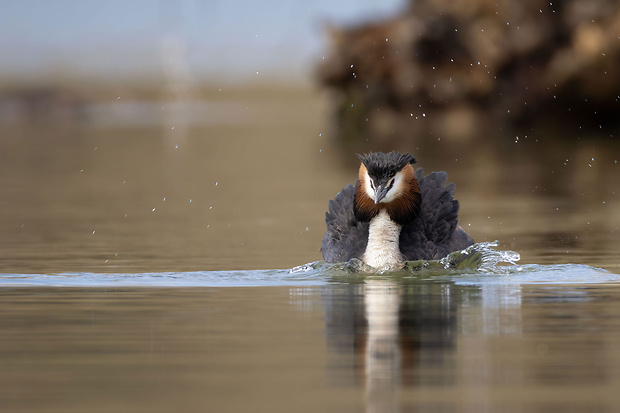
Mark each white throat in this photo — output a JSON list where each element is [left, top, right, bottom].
[[362, 209, 404, 271]]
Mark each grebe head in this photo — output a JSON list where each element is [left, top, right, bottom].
[[356, 152, 416, 204], [354, 151, 421, 225]]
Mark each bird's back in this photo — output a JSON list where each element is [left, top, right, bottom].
[[321, 169, 473, 263], [399, 169, 473, 260]]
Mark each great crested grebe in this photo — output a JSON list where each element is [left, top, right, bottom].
[[321, 151, 474, 271]]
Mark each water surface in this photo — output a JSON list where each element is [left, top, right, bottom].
[[1, 88, 620, 274], [2, 278, 620, 412], [1, 87, 620, 412]]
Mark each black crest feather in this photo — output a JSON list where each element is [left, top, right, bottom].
[[356, 151, 417, 181]]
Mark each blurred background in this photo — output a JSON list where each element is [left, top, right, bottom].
[[0, 0, 402, 88], [1, 0, 619, 273]]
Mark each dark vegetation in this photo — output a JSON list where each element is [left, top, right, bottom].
[[316, 0, 620, 149]]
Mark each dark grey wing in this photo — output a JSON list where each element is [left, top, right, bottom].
[[400, 169, 473, 260], [321, 184, 369, 263], [448, 226, 475, 252]]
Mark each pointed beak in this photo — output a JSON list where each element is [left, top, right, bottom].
[[374, 185, 389, 204]]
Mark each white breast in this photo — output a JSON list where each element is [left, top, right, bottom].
[[362, 209, 404, 271]]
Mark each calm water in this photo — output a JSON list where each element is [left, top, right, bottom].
[[2, 281, 620, 412], [1, 87, 620, 411]]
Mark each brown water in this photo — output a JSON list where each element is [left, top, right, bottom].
[[2, 283, 620, 412], [1, 87, 620, 411]]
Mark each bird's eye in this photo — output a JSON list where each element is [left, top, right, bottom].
[[370, 180, 375, 189], [387, 179, 394, 189]]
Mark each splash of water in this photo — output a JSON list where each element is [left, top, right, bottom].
[[290, 242, 522, 276], [438, 241, 521, 273], [296, 241, 616, 285], [0, 243, 613, 287]]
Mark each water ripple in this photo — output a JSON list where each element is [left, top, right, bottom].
[[0, 243, 617, 287]]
